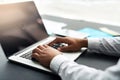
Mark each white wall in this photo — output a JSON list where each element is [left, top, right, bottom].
[[1, 0, 120, 26]]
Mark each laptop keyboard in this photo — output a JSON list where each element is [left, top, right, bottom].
[[20, 43, 66, 60], [50, 43, 66, 49], [20, 51, 32, 60]]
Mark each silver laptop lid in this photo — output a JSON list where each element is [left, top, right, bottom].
[[0, 1, 49, 57]]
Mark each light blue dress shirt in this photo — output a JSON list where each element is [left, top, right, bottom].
[[50, 37, 120, 80]]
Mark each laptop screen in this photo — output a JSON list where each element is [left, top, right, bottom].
[[0, 1, 49, 57]]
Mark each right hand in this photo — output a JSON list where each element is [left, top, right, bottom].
[[32, 45, 61, 68], [48, 37, 88, 52]]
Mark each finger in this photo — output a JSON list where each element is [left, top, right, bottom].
[[58, 46, 72, 52], [48, 37, 65, 46], [43, 44, 48, 48], [32, 48, 42, 54], [48, 37, 60, 46], [37, 45, 45, 50], [32, 53, 40, 60]]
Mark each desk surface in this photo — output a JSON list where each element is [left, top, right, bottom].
[[0, 15, 119, 80]]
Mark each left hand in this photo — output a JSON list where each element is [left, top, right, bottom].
[[32, 45, 61, 68]]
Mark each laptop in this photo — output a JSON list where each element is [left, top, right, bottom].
[[0, 1, 82, 72]]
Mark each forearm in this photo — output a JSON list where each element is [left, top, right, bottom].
[[58, 60, 103, 80], [50, 54, 102, 80], [50, 55, 120, 80], [88, 37, 120, 57]]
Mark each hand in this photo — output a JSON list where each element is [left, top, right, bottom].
[[48, 37, 88, 52], [32, 45, 61, 68]]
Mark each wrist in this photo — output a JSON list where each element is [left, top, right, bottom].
[[81, 39, 88, 47], [50, 54, 69, 73]]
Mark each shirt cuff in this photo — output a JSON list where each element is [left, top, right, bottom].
[[50, 54, 69, 73], [88, 38, 100, 51]]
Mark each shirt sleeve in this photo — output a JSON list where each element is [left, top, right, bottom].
[[50, 37, 120, 80], [88, 37, 120, 57], [50, 54, 69, 73], [50, 54, 120, 80]]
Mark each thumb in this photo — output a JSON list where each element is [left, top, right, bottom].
[[58, 46, 72, 52]]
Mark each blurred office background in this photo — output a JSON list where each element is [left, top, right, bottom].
[[0, 0, 120, 26]]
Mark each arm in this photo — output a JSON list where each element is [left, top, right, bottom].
[[50, 54, 120, 80], [88, 37, 120, 57], [50, 37, 120, 80], [49, 37, 120, 57], [32, 37, 120, 80]]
